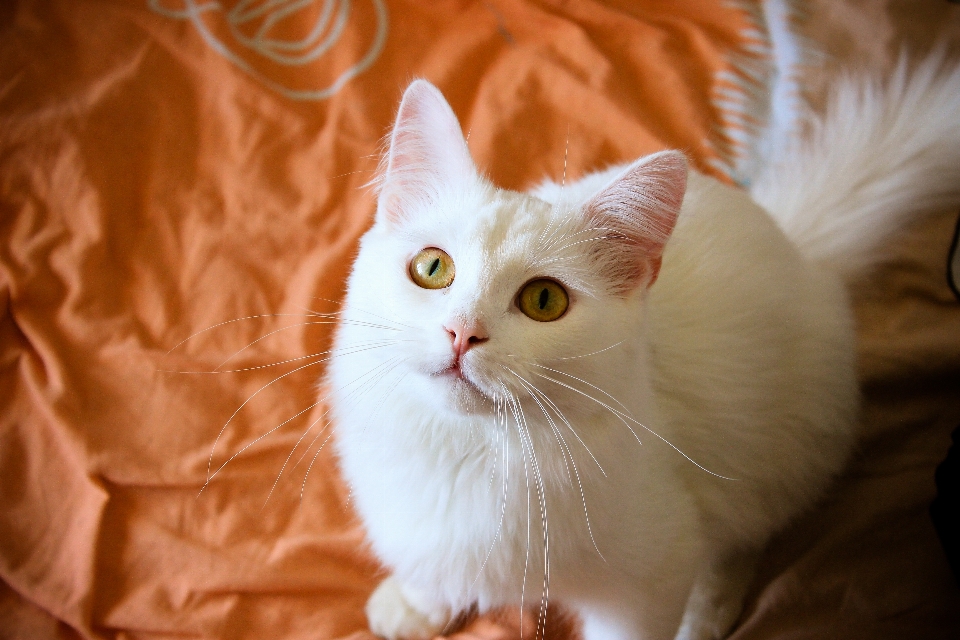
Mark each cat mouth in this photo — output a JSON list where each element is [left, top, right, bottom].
[[435, 365, 493, 402], [439, 364, 475, 386]]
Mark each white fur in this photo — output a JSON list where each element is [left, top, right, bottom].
[[751, 51, 960, 279], [327, 56, 960, 640]]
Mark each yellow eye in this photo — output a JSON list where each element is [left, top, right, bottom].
[[409, 248, 455, 289], [518, 279, 569, 322]]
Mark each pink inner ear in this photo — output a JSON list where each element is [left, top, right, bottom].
[[378, 80, 476, 224], [584, 151, 687, 291]]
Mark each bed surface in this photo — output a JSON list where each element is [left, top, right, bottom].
[[2, 1, 959, 638]]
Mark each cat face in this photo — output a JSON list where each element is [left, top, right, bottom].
[[333, 81, 686, 420], [346, 182, 614, 416]]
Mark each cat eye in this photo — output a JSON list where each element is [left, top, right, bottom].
[[409, 248, 455, 289], [517, 279, 569, 322]]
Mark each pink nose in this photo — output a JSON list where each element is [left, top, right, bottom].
[[444, 320, 489, 362]]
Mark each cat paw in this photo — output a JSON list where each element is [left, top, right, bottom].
[[674, 550, 759, 640], [366, 576, 452, 640], [674, 604, 740, 640]]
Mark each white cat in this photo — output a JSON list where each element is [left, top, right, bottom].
[[327, 55, 960, 640]]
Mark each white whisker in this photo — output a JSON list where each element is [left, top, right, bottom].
[[505, 386, 550, 640], [213, 320, 329, 371], [534, 371, 738, 481], [260, 417, 328, 512], [299, 430, 336, 502], [262, 354, 406, 510], [308, 297, 417, 330], [472, 385, 511, 588], [504, 367, 606, 563], [164, 339, 406, 374], [548, 340, 625, 361], [528, 363, 631, 414], [199, 400, 322, 496], [503, 390, 531, 640], [166, 313, 331, 355], [500, 365, 606, 475], [204, 341, 399, 485]]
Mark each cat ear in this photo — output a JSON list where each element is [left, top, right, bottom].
[[584, 151, 687, 292], [377, 80, 476, 225]]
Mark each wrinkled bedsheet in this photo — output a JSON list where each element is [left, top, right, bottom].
[[2, 1, 959, 639]]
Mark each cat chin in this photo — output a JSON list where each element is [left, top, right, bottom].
[[426, 369, 497, 417]]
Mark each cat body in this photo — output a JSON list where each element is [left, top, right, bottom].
[[329, 56, 960, 640]]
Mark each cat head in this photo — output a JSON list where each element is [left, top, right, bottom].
[[334, 80, 686, 419]]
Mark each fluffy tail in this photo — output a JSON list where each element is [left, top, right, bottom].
[[749, 52, 960, 280]]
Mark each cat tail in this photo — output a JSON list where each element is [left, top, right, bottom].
[[748, 50, 960, 281]]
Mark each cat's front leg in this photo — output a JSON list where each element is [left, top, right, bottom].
[[674, 547, 761, 640], [574, 571, 695, 640], [366, 575, 453, 640], [578, 596, 688, 640]]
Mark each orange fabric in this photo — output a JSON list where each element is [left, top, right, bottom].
[[3, 1, 960, 639], [0, 2, 747, 638]]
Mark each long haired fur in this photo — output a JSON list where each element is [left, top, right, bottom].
[[328, 55, 960, 640]]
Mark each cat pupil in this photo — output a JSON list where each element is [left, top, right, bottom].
[[538, 288, 549, 309], [429, 258, 440, 276]]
